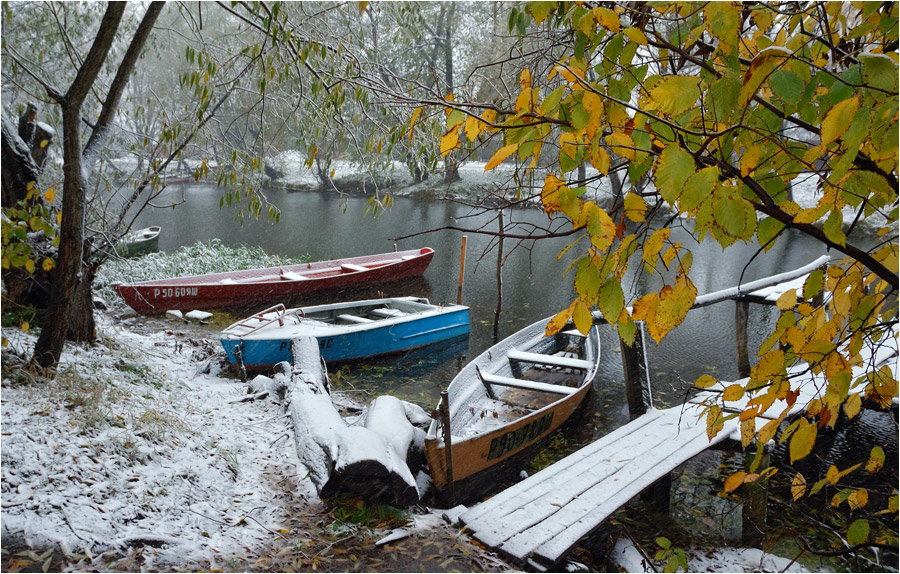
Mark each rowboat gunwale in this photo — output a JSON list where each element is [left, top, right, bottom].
[[423, 316, 601, 501]]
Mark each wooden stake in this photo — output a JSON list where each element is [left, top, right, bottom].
[[742, 444, 769, 548], [621, 321, 652, 420], [457, 235, 467, 305], [439, 390, 455, 505], [735, 300, 751, 378]]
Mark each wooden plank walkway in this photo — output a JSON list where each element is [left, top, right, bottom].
[[457, 406, 730, 570], [455, 343, 897, 571]]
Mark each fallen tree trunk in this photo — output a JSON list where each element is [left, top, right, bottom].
[[278, 337, 420, 507]]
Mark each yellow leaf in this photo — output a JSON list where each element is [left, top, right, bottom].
[[789, 419, 817, 463], [440, 130, 459, 156], [481, 108, 497, 130], [649, 75, 701, 116], [545, 301, 576, 336], [44, 187, 56, 203], [623, 192, 646, 222], [724, 471, 748, 493], [21, 321, 30, 333], [42, 258, 54, 272], [559, 132, 579, 159], [695, 374, 718, 389], [623, 26, 648, 45], [573, 299, 593, 335], [791, 473, 807, 501], [592, 6, 620, 33], [643, 227, 670, 265], [484, 143, 518, 171], [821, 96, 860, 147], [865, 446, 885, 473], [408, 106, 423, 140], [520, 68, 531, 88], [757, 417, 781, 443], [740, 145, 763, 177], [25, 259, 35, 274], [706, 404, 725, 439], [590, 142, 610, 174], [723, 384, 745, 402], [606, 131, 635, 161], [464, 115, 482, 142], [848, 488, 869, 510], [740, 418, 755, 448], [775, 289, 798, 310]]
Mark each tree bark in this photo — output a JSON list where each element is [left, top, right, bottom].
[[32, 3, 126, 370]]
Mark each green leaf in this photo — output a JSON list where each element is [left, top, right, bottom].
[[860, 53, 899, 92], [529, 1, 556, 24], [802, 269, 824, 301], [679, 167, 718, 213], [757, 216, 785, 250], [650, 75, 701, 115], [574, 258, 603, 304], [822, 210, 846, 246], [656, 537, 671, 549], [597, 278, 625, 322], [769, 70, 804, 108], [847, 519, 870, 546], [713, 194, 753, 238], [655, 145, 694, 203]]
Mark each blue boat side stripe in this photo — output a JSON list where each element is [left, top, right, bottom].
[[399, 323, 470, 340]]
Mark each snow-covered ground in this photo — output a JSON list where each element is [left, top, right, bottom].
[[2, 315, 313, 571]]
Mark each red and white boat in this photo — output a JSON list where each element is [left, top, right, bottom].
[[112, 247, 435, 314]]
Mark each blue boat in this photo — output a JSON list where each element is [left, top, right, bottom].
[[220, 296, 470, 370]]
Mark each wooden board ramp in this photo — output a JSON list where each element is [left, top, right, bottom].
[[456, 406, 732, 571]]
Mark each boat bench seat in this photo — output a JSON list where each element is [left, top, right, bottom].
[[337, 314, 374, 324], [280, 271, 309, 281], [370, 308, 406, 318], [341, 263, 369, 273], [507, 350, 593, 370], [477, 369, 577, 396]]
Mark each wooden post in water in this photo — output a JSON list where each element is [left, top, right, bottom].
[[439, 390, 455, 506], [621, 321, 652, 420], [735, 300, 751, 378], [493, 212, 504, 342], [622, 322, 671, 512], [457, 235, 468, 305], [742, 445, 770, 548]]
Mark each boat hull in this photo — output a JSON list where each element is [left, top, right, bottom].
[[221, 307, 470, 367], [112, 247, 434, 314], [118, 226, 161, 257], [423, 317, 600, 503]]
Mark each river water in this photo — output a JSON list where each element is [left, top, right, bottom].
[[134, 184, 831, 407], [133, 184, 896, 569]]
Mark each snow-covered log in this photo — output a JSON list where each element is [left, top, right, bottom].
[[281, 337, 420, 507]]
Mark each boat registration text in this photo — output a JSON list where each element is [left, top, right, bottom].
[[487, 412, 553, 461], [153, 287, 199, 298]]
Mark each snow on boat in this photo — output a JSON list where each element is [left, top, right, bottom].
[[118, 226, 161, 257], [220, 296, 470, 369], [423, 316, 601, 503], [112, 247, 435, 314]]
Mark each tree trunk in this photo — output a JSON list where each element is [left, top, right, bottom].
[[31, 3, 126, 370], [32, 106, 89, 368]]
